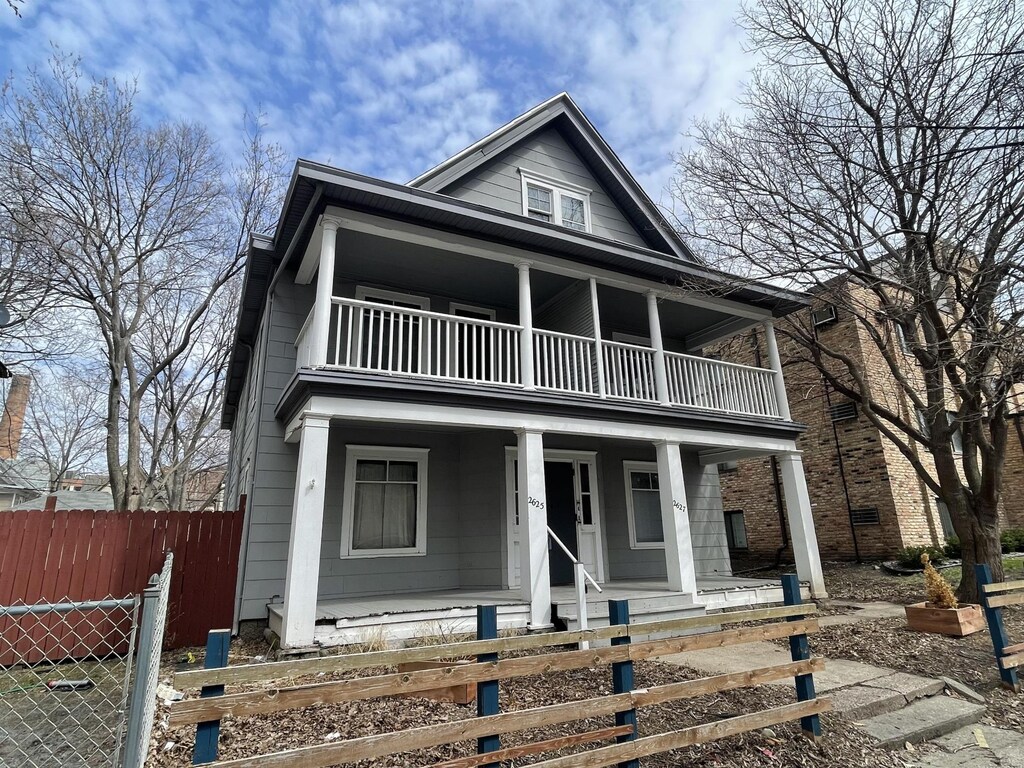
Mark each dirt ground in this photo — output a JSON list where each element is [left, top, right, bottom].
[[147, 562, 1023, 767]]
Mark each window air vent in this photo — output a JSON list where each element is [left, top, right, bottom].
[[850, 508, 881, 526], [812, 305, 838, 327], [830, 401, 858, 422]]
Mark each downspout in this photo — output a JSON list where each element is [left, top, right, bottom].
[[749, 330, 790, 566]]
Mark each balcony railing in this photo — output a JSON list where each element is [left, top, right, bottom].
[[325, 297, 522, 386], [602, 340, 658, 402], [665, 351, 780, 418], [296, 298, 783, 419], [534, 329, 597, 395]]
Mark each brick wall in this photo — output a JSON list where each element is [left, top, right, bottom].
[[715, 285, 943, 560], [1003, 416, 1024, 529]]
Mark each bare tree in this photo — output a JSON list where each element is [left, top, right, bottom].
[[0, 55, 284, 509], [674, 0, 1024, 599], [20, 368, 106, 490]]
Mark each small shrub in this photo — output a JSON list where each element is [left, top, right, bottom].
[[1001, 528, 1024, 553], [921, 553, 958, 609], [943, 536, 961, 559], [895, 545, 946, 569]]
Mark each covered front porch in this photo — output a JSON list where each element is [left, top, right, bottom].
[[268, 576, 810, 647], [262, 412, 827, 649]]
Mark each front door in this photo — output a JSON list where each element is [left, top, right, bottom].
[[505, 451, 605, 589], [545, 461, 577, 586]]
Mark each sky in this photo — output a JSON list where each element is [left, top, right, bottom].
[[0, 0, 752, 208]]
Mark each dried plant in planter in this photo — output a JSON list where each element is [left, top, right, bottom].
[[921, 553, 958, 609]]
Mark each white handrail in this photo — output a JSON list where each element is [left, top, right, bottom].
[[546, 526, 602, 593], [334, 297, 522, 330]]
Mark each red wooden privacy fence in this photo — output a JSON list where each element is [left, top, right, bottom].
[[0, 501, 245, 654]]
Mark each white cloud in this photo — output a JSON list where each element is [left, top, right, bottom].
[[0, 0, 750, 199]]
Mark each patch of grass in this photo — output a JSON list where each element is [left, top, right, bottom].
[[941, 554, 1024, 585]]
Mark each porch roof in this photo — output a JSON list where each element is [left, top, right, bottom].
[[224, 159, 809, 429], [275, 370, 808, 444]]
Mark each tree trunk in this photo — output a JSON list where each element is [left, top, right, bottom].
[[951, 496, 1003, 604], [105, 371, 126, 510]]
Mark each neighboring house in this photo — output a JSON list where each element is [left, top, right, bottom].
[[0, 374, 49, 509], [9, 489, 116, 511], [717, 277, 1024, 562], [0, 458, 50, 510], [222, 93, 827, 649]]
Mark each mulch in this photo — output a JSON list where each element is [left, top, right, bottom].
[[145, 563, 1021, 767]]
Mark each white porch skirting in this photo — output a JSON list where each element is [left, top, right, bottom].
[[266, 577, 809, 648]]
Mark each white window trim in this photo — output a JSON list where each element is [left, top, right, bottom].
[[340, 445, 429, 558], [449, 302, 496, 320], [623, 460, 664, 550], [354, 286, 430, 310], [612, 332, 652, 347], [519, 169, 593, 233]]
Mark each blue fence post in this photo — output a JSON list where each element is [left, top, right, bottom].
[[476, 605, 500, 766], [976, 563, 1021, 692], [193, 629, 231, 765], [781, 574, 821, 739], [609, 599, 638, 768]]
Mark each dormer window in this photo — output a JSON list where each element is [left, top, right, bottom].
[[520, 170, 591, 233]]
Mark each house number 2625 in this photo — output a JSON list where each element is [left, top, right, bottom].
[[528, 496, 545, 509], [672, 500, 685, 511]]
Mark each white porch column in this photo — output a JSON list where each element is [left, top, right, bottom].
[[311, 218, 340, 367], [279, 414, 331, 647], [589, 278, 607, 398], [655, 441, 698, 595], [646, 291, 671, 405], [516, 428, 552, 628], [518, 262, 535, 389], [777, 452, 828, 599], [762, 320, 791, 420]]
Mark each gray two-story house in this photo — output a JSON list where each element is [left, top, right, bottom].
[[223, 93, 827, 649]]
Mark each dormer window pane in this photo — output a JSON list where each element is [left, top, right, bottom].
[[561, 195, 586, 231], [526, 184, 552, 221]]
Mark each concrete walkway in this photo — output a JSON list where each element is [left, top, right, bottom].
[[655, 600, 1024, 763]]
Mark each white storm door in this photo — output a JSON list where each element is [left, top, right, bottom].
[[574, 459, 603, 582]]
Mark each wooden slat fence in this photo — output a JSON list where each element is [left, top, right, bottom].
[[976, 563, 1024, 692], [172, 573, 829, 767], [0, 500, 245, 662]]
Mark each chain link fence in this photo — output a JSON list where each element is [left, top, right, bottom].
[[0, 554, 172, 768], [0, 597, 138, 767]]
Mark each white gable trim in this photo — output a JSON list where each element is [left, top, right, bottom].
[[407, 93, 692, 261]]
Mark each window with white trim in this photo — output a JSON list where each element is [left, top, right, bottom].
[[624, 461, 664, 548], [341, 446, 428, 557], [520, 170, 592, 233]]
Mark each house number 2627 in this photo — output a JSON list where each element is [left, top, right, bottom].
[[528, 496, 545, 509], [672, 500, 685, 511]]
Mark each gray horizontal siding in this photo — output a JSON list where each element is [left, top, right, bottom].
[[442, 127, 648, 248]]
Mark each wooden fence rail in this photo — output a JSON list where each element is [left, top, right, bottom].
[[977, 563, 1024, 692], [174, 573, 828, 767], [0, 502, 245, 657]]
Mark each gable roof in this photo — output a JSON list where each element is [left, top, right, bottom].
[[409, 93, 695, 261]]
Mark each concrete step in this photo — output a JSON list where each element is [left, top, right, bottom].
[[858, 695, 986, 749], [830, 672, 944, 720], [554, 594, 705, 633]]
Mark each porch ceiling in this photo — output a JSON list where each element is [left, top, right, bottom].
[[337, 229, 572, 310]]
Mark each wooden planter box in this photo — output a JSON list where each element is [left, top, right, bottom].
[[905, 602, 985, 637], [397, 660, 476, 705]]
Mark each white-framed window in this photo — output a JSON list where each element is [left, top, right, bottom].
[[341, 446, 429, 558], [354, 286, 430, 310], [623, 461, 664, 549], [519, 169, 592, 233]]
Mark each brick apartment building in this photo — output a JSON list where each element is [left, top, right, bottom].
[[715, 280, 1024, 562]]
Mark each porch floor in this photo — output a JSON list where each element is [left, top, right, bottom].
[[279, 576, 796, 623]]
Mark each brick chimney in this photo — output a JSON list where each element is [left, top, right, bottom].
[[0, 374, 30, 460]]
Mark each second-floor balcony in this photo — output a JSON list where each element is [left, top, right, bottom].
[[295, 296, 784, 419]]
